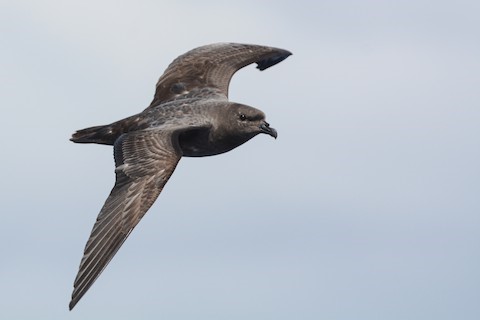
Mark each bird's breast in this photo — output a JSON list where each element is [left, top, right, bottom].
[[178, 127, 252, 157], [178, 127, 219, 157]]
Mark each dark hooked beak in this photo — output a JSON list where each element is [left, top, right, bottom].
[[259, 121, 278, 139]]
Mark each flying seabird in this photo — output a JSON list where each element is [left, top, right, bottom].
[[69, 42, 291, 310]]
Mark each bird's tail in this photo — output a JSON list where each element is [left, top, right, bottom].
[[70, 124, 117, 145]]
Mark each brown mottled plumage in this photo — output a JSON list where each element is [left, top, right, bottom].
[[69, 43, 291, 310]]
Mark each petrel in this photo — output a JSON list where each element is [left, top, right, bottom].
[[69, 43, 291, 310]]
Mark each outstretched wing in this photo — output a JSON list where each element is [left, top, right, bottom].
[[148, 43, 292, 107], [69, 129, 183, 310]]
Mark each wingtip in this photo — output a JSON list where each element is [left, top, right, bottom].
[[256, 48, 292, 71], [69, 290, 81, 311], [68, 300, 76, 311]]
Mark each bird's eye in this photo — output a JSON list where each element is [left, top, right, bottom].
[[239, 114, 247, 121]]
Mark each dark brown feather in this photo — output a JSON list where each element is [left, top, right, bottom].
[[69, 129, 183, 310], [148, 43, 292, 107], [69, 43, 291, 310]]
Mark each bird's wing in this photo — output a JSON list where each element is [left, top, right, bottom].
[[148, 43, 292, 107], [69, 128, 184, 310]]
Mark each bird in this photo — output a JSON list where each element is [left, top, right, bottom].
[[69, 42, 292, 310]]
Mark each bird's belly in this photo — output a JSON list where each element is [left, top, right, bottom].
[[178, 127, 254, 157], [179, 128, 235, 157], [181, 141, 239, 157]]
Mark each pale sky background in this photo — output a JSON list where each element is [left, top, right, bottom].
[[1, 0, 479, 319]]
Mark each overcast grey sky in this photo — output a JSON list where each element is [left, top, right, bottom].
[[1, 0, 479, 319]]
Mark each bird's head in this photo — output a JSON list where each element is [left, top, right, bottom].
[[224, 103, 277, 140]]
